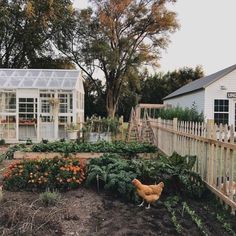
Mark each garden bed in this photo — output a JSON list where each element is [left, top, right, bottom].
[[13, 151, 155, 160], [0, 188, 235, 236], [13, 151, 103, 160]]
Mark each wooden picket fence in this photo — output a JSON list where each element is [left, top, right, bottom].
[[147, 117, 236, 214], [127, 104, 236, 213]]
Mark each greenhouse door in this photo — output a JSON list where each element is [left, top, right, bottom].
[[39, 122, 54, 140], [18, 98, 38, 141]]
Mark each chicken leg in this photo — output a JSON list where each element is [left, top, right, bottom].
[[138, 200, 144, 207]]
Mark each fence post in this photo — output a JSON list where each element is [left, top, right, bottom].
[[173, 118, 178, 154], [206, 119, 214, 184], [157, 117, 161, 151]]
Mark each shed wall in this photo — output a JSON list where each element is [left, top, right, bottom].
[[163, 90, 205, 115], [205, 69, 236, 125]]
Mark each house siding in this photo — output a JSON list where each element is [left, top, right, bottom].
[[205, 69, 236, 125], [163, 90, 205, 115]]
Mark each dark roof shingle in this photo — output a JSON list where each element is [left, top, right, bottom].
[[164, 64, 236, 100]]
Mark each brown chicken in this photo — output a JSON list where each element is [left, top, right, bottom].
[[221, 181, 236, 196], [132, 179, 164, 209]]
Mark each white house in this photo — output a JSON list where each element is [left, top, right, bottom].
[[0, 69, 84, 143], [163, 64, 236, 127]]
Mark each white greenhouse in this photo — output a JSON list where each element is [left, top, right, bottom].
[[0, 69, 84, 143]]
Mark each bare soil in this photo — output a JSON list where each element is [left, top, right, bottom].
[[0, 188, 235, 236]]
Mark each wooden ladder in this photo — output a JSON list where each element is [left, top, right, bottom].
[[126, 108, 140, 142], [140, 112, 155, 144]]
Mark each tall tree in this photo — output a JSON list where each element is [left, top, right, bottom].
[[0, 0, 74, 68], [140, 66, 204, 104], [55, 0, 179, 117], [84, 79, 106, 118], [29, 56, 76, 69]]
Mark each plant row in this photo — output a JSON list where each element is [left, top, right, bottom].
[[85, 152, 206, 201], [1, 141, 157, 160], [30, 140, 157, 155], [3, 152, 205, 200], [3, 157, 86, 191]]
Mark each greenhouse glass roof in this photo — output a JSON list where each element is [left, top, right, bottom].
[[0, 69, 81, 90]]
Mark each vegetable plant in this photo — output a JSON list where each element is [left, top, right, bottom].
[[182, 202, 208, 236], [30, 140, 157, 155], [164, 196, 183, 234], [86, 154, 138, 202], [156, 152, 206, 198], [3, 157, 86, 191]]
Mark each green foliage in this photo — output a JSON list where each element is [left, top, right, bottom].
[[84, 116, 120, 134], [41, 139, 49, 144], [26, 138, 33, 145], [84, 79, 106, 118], [157, 105, 204, 122], [140, 66, 204, 105], [86, 154, 138, 201], [165, 195, 180, 208], [156, 152, 206, 198], [0, 139, 5, 145], [85, 152, 206, 202], [0, 154, 4, 164], [39, 189, 61, 207], [3, 157, 86, 191], [55, 0, 179, 117], [182, 202, 208, 236], [31, 140, 157, 155], [0, 0, 74, 68], [164, 196, 183, 234], [142, 67, 204, 104], [3, 144, 27, 160], [216, 214, 236, 236]]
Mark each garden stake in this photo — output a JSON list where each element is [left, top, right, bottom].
[[96, 174, 100, 193]]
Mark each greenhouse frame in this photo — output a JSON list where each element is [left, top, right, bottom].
[[0, 69, 84, 143]]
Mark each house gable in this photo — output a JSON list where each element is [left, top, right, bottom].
[[163, 64, 236, 100]]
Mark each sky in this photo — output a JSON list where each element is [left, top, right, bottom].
[[73, 0, 236, 76]]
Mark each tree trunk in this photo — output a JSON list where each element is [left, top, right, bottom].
[[106, 87, 118, 118]]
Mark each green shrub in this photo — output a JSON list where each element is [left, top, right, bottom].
[[0, 153, 4, 164], [3, 144, 27, 159], [86, 154, 138, 201], [0, 139, 5, 145], [85, 152, 206, 202], [39, 189, 61, 206], [30, 140, 157, 155], [3, 157, 86, 191], [41, 139, 49, 144], [150, 152, 206, 198], [84, 116, 120, 134], [26, 138, 33, 145], [158, 105, 204, 122]]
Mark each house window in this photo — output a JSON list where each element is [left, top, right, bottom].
[[214, 99, 229, 125]]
